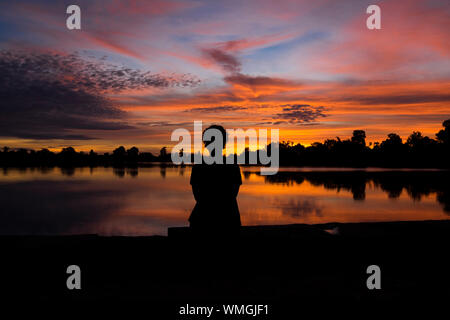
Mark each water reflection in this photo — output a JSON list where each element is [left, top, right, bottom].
[[0, 167, 449, 235], [273, 198, 324, 218], [113, 167, 139, 178], [259, 171, 450, 213], [0, 179, 125, 234]]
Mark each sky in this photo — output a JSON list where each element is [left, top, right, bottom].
[[0, 0, 449, 153]]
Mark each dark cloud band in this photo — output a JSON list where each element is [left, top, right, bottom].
[[0, 51, 199, 140], [275, 104, 327, 123]]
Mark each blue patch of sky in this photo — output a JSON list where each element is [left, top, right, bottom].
[[165, 0, 228, 27], [0, 20, 16, 43], [255, 31, 328, 56], [241, 31, 329, 75]]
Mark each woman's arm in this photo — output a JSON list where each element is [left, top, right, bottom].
[[231, 184, 240, 198], [192, 184, 201, 202]]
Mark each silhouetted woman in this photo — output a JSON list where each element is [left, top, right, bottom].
[[189, 125, 242, 234]]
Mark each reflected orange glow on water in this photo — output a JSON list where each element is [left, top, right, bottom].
[[0, 166, 448, 235]]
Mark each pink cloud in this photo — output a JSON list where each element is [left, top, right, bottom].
[[305, 0, 450, 78]]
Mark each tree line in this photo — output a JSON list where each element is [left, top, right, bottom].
[[1, 119, 449, 168], [0, 145, 163, 167], [276, 119, 449, 167]]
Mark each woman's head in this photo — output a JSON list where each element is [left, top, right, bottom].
[[203, 125, 227, 150]]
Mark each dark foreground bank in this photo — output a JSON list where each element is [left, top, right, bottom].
[[1, 220, 450, 315]]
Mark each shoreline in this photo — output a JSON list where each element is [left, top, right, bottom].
[[0, 219, 449, 239]]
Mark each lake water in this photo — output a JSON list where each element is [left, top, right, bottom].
[[1, 166, 449, 235]]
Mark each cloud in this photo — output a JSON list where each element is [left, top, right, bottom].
[[343, 93, 450, 105], [202, 48, 242, 73], [211, 33, 298, 52], [202, 43, 303, 98], [225, 73, 300, 89], [275, 104, 327, 123], [0, 51, 200, 140], [136, 121, 193, 127], [188, 105, 247, 113], [1, 51, 200, 93], [202, 44, 301, 93]]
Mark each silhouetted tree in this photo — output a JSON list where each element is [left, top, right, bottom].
[[407, 131, 425, 149], [382, 133, 402, 147], [36, 148, 54, 164], [0, 119, 449, 168], [158, 146, 170, 162], [351, 130, 366, 146], [178, 148, 184, 163], [127, 146, 139, 163], [113, 146, 126, 164], [372, 142, 380, 151], [88, 149, 98, 165], [436, 119, 450, 144], [407, 132, 437, 150], [380, 133, 405, 154], [160, 147, 167, 158], [113, 146, 126, 157], [61, 147, 76, 154], [324, 138, 339, 150], [59, 147, 77, 165]]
